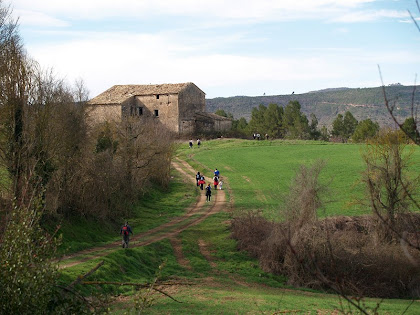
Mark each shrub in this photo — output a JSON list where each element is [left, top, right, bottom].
[[231, 158, 420, 298], [0, 197, 60, 314], [362, 129, 420, 243], [231, 210, 274, 258]]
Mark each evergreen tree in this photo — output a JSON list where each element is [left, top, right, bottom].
[[248, 104, 268, 134], [352, 119, 379, 142], [343, 111, 358, 140], [331, 111, 358, 142], [401, 117, 419, 143], [331, 113, 345, 140], [233, 117, 248, 131], [283, 101, 310, 139], [215, 109, 228, 117], [264, 103, 284, 138], [309, 113, 321, 140]]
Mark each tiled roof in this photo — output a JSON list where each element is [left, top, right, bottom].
[[88, 82, 202, 105]]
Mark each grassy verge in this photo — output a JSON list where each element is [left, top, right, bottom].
[[55, 167, 199, 255], [120, 284, 419, 314]]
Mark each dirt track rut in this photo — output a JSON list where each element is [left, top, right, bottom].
[[59, 157, 227, 269]]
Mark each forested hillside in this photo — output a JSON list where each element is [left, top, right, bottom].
[[206, 85, 416, 127]]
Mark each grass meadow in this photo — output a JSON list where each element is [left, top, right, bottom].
[[50, 139, 420, 313], [181, 138, 420, 219], [99, 208, 419, 314]]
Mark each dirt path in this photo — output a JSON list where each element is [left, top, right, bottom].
[[59, 157, 227, 269], [169, 236, 191, 270], [198, 239, 217, 268]]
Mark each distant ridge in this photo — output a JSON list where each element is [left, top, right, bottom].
[[206, 85, 416, 127], [308, 87, 351, 93]]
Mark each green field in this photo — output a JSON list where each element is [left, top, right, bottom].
[[181, 138, 420, 219], [56, 139, 420, 313]]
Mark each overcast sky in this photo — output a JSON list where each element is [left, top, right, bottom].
[[9, 0, 420, 99]]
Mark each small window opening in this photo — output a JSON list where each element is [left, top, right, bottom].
[[138, 107, 143, 115], [154, 109, 159, 117], [156, 94, 159, 99]]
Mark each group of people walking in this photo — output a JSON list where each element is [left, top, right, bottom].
[[195, 168, 223, 202], [189, 139, 201, 149], [120, 168, 223, 248]]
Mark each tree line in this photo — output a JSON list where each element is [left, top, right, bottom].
[[0, 3, 173, 312], [0, 8, 172, 223], [216, 101, 418, 143]]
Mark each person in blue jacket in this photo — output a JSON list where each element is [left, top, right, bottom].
[[214, 168, 220, 178]]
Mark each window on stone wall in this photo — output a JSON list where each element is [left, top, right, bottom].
[[156, 94, 159, 99], [129, 106, 143, 116], [154, 109, 159, 117]]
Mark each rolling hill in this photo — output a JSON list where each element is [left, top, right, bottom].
[[206, 85, 417, 127]]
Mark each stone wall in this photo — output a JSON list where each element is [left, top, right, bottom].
[[87, 83, 225, 136], [215, 119, 232, 132], [180, 119, 196, 134], [130, 94, 180, 133], [194, 112, 232, 134], [194, 115, 215, 133], [178, 84, 205, 122], [86, 104, 122, 125]]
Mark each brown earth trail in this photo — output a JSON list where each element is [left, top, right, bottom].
[[59, 157, 228, 269]]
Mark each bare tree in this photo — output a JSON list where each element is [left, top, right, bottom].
[[0, 2, 30, 203], [362, 129, 420, 249], [73, 77, 90, 103]]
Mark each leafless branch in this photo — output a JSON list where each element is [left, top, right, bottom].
[[378, 65, 419, 144], [408, 1, 420, 33], [67, 260, 104, 288], [56, 284, 92, 306]]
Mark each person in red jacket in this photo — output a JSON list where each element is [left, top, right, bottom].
[[213, 175, 219, 190], [120, 222, 133, 248], [198, 176, 205, 190]]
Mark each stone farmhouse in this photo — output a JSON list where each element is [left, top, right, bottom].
[[87, 82, 232, 135]]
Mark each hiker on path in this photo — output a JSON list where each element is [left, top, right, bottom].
[[196, 171, 201, 186], [197, 139, 201, 148], [213, 175, 219, 190], [205, 184, 212, 202], [189, 139, 193, 149], [198, 176, 205, 190], [214, 168, 220, 178], [218, 178, 223, 190], [120, 222, 133, 248]]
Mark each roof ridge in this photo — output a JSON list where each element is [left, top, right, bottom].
[[88, 82, 202, 105]]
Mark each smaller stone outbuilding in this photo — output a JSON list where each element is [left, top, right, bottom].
[[87, 82, 231, 135]]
